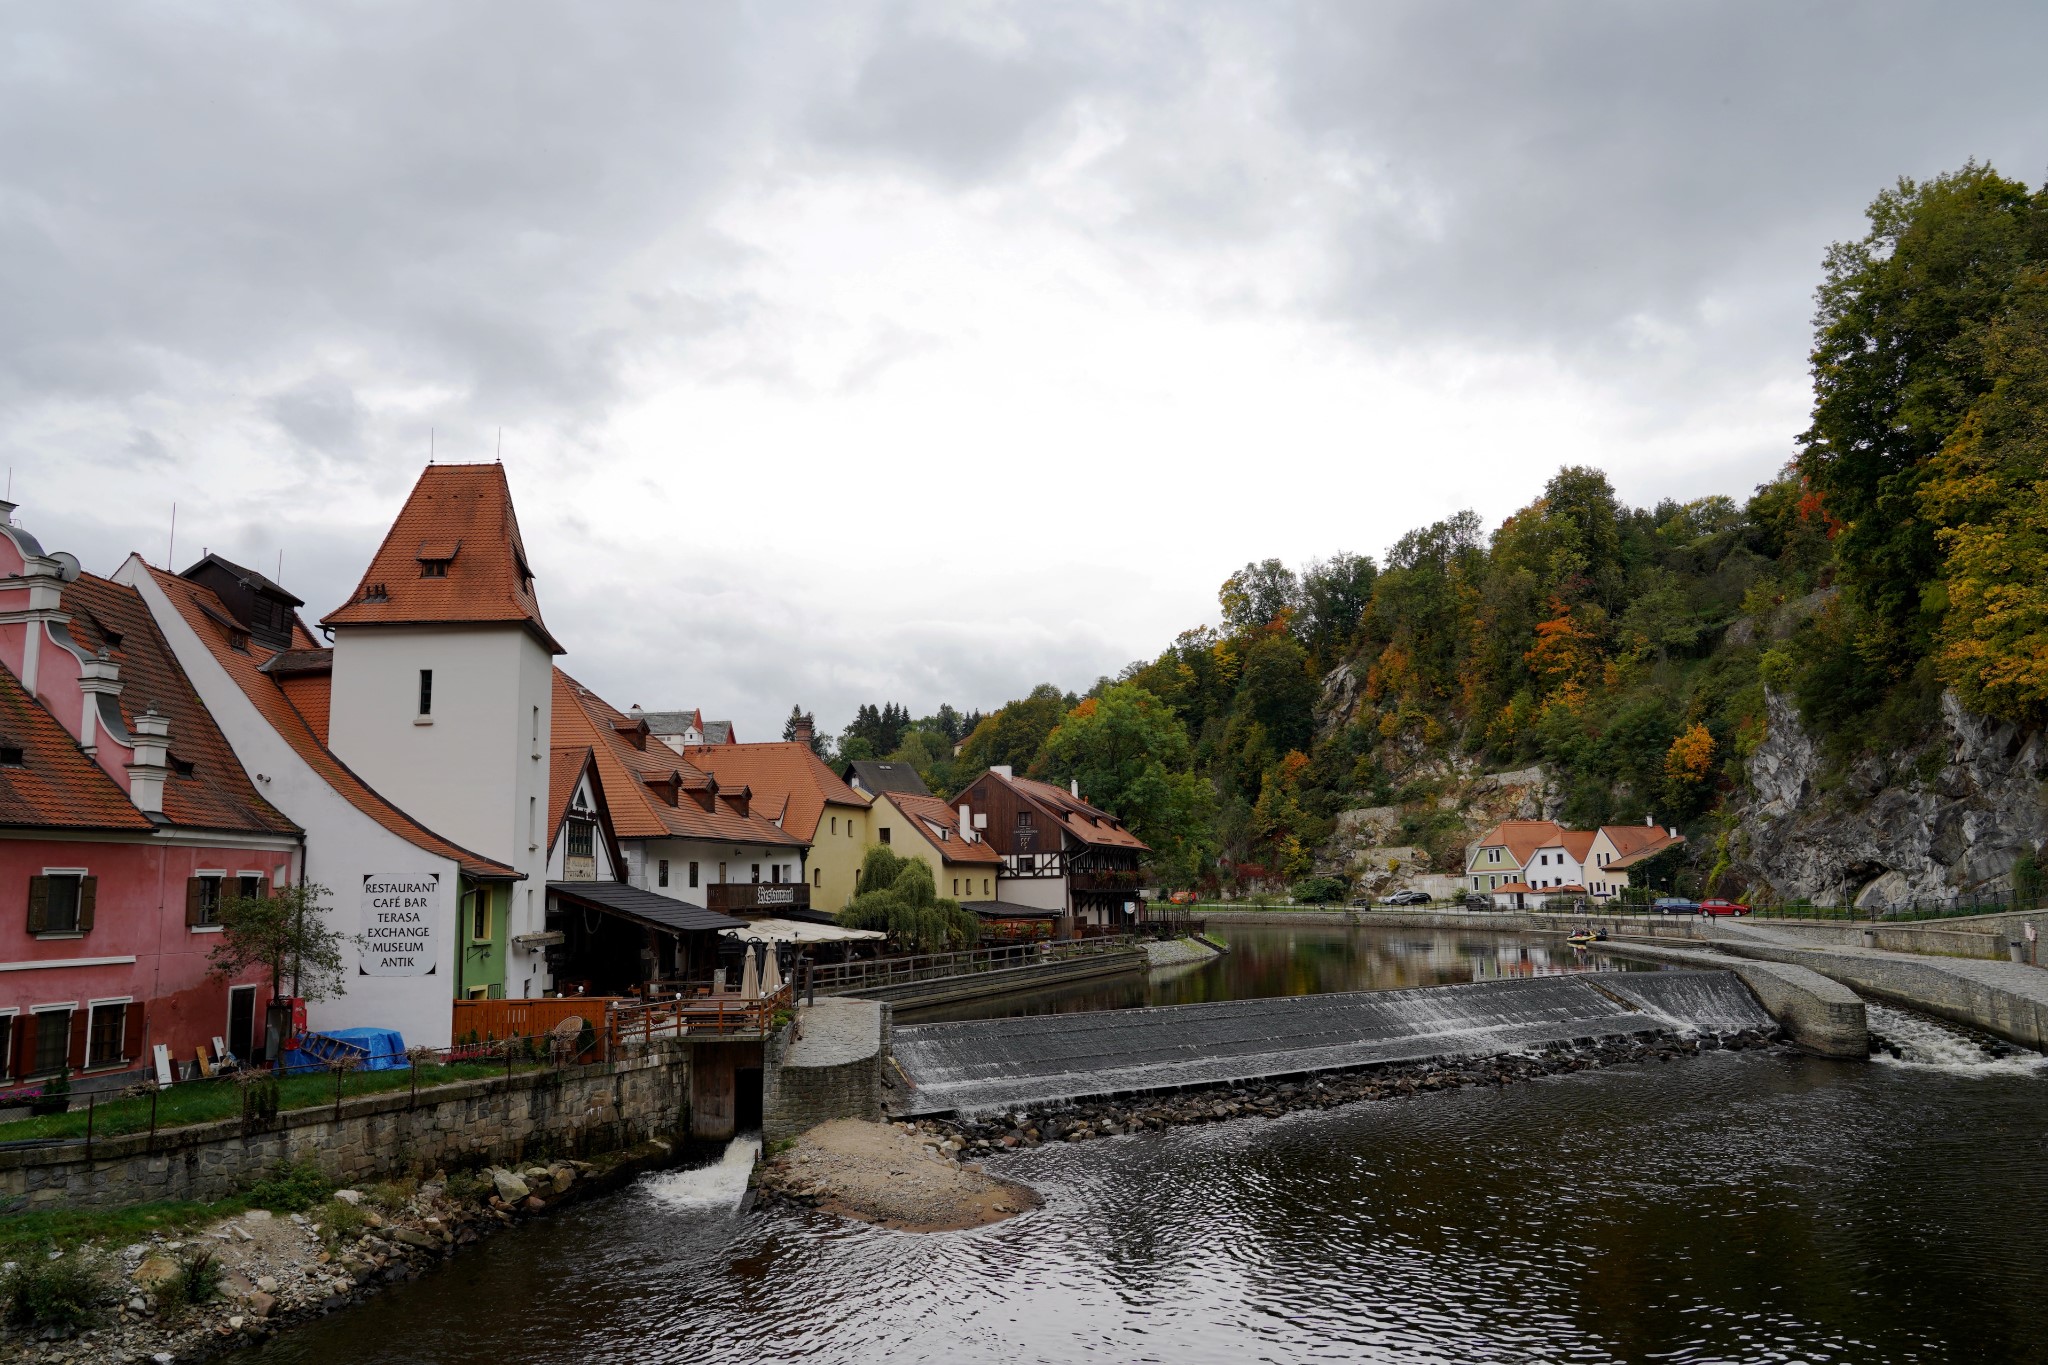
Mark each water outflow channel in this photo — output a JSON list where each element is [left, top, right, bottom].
[[239, 926, 2048, 1365]]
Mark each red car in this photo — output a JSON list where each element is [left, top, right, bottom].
[[1699, 898, 1752, 916]]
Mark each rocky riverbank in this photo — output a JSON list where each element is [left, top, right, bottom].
[[0, 1140, 680, 1365], [896, 1026, 1782, 1157]]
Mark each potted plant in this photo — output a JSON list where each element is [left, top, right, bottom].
[[30, 1067, 71, 1116]]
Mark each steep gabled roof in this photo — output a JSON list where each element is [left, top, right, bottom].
[[552, 671, 803, 847], [62, 573, 299, 837], [321, 464, 564, 653], [1472, 820, 1566, 866], [880, 790, 1002, 864], [844, 760, 932, 798], [984, 771, 1149, 852], [1598, 824, 1684, 859], [1557, 831, 1597, 862], [0, 663, 153, 832], [678, 741, 868, 843], [147, 564, 517, 879]]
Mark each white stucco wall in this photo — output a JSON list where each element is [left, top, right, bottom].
[[545, 772, 618, 882], [119, 559, 472, 1047], [994, 874, 1068, 912], [619, 838, 803, 898], [325, 622, 554, 992]]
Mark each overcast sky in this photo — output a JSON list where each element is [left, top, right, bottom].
[[5, 3, 2044, 742]]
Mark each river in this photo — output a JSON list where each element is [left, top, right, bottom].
[[238, 926, 2048, 1365]]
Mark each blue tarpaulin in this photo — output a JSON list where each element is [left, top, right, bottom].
[[280, 1026, 408, 1075]]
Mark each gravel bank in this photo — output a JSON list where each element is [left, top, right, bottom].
[[754, 1120, 1039, 1233]]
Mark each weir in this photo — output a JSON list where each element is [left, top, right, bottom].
[[888, 970, 1773, 1117]]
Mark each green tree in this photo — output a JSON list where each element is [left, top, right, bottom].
[[1040, 684, 1216, 886], [782, 705, 826, 755], [1800, 162, 2045, 662], [1218, 558, 1301, 635], [209, 881, 356, 1002], [1296, 552, 1378, 669], [955, 683, 1068, 775], [836, 847, 979, 952]]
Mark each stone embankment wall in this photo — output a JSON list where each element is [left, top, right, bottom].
[[0, 1041, 691, 1213], [1595, 941, 1868, 1057], [763, 999, 887, 1145]]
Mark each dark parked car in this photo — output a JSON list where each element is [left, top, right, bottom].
[[1378, 890, 1432, 906], [1651, 897, 1701, 915]]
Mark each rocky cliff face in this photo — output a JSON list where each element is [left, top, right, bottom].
[[1315, 766, 1563, 894], [1734, 688, 2047, 908]]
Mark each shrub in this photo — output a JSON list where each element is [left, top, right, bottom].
[[1289, 876, 1348, 904], [2, 1249, 110, 1332], [245, 1160, 331, 1213], [2015, 853, 2044, 907], [317, 1198, 369, 1248], [162, 1247, 222, 1309]]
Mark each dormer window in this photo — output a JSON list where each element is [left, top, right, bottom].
[[420, 559, 450, 578], [228, 628, 250, 653], [171, 756, 196, 777], [0, 744, 22, 766], [416, 540, 460, 578]]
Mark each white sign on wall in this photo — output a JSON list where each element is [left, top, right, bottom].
[[359, 873, 442, 976]]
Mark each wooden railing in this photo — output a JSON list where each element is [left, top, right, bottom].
[[606, 985, 792, 1046], [452, 997, 617, 1047], [806, 936, 1142, 995], [704, 883, 811, 914]]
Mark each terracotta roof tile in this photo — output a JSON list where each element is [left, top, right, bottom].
[[61, 573, 299, 836], [552, 671, 803, 847], [1558, 831, 1597, 862], [0, 664, 153, 832], [322, 464, 563, 653], [1598, 824, 1683, 858], [997, 772, 1149, 851], [149, 566, 516, 878], [677, 741, 868, 843], [549, 745, 595, 838], [881, 790, 1002, 864], [1473, 820, 1568, 866]]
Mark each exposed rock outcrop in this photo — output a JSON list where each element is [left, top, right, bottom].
[[1314, 767, 1563, 890], [1734, 688, 2048, 907]]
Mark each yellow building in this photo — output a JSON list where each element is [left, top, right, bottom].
[[869, 790, 1003, 904]]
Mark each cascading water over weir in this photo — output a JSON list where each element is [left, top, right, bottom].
[[888, 970, 1775, 1117]]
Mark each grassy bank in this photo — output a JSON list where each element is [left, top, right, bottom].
[[0, 1060, 537, 1145]]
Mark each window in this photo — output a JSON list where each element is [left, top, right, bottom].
[[718, 862, 727, 883], [847, 823, 853, 839], [0, 1014, 11, 1080], [879, 827, 891, 845], [32, 873, 89, 934], [32, 1008, 71, 1076], [467, 985, 489, 1001], [814, 868, 821, 887], [470, 886, 492, 942], [952, 878, 959, 895], [983, 879, 991, 896], [567, 820, 594, 861], [532, 706, 541, 745], [238, 874, 264, 901], [87, 1002, 127, 1069], [418, 669, 434, 716], [658, 859, 670, 888], [528, 796, 537, 848], [750, 863, 761, 883], [0, 745, 21, 766], [831, 817, 838, 835], [771, 865, 782, 885], [688, 861, 699, 888]]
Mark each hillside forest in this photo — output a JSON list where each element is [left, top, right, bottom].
[[811, 162, 2048, 901]]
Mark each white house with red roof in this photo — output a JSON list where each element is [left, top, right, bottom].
[[1468, 817, 1684, 907]]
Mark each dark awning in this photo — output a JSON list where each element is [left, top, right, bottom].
[[960, 900, 1064, 920], [547, 881, 746, 935]]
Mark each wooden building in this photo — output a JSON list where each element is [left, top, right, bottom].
[[950, 765, 1149, 928]]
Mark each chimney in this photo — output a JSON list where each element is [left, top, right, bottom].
[[75, 648, 124, 755], [1645, 813, 1654, 826], [991, 764, 1012, 780], [792, 716, 814, 744], [127, 705, 171, 816], [959, 804, 974, 842], [1070, 778, 1080, 799]]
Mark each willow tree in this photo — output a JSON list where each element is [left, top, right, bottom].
[[836, 847, 979, 952]]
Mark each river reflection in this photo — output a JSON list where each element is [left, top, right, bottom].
[[240, 1045, 2048, 1365], [903, 921, 1645, 1023]]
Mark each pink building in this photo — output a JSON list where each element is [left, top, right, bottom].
[[0, 505, 301, 1088]]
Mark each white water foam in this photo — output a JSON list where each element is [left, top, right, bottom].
[[641, 1133, 761, 1211], [1866, 1003, 2047, 1075]]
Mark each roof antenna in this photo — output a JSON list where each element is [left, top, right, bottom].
[[167, 503, 177, 569], [496, 426, 502, 463], [430, 427, 436, 464], [277, 549, 284, 580]]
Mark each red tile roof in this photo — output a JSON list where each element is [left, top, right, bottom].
[[0, 663, 154, 832], [1598, 824, 1684, 859], [149, 566, 516, 878], [880, 790, 1002, 864], [1472, 820, 1567, 866], [62, 573, 299, 837], [322, 464, 564, 653], [1558, 831, 1597, 862], [553, 671, 804, 847], [989, 772, 1149, 851], [677, 741, 868, 843]]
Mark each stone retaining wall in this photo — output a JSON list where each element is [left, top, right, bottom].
[[0, 1041, 691, 1213], [762, 999, 887, 1145]]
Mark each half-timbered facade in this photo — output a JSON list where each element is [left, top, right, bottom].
[[950, 766, 1148, 927]]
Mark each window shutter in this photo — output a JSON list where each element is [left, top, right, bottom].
[[259, 877, 272, 899], [26, 876, 49, 933], [67, 1012, 87, 1075], [122, 1003, 144, 1064], [77, 878, 96, 933], [185, 877, 204, 927]]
